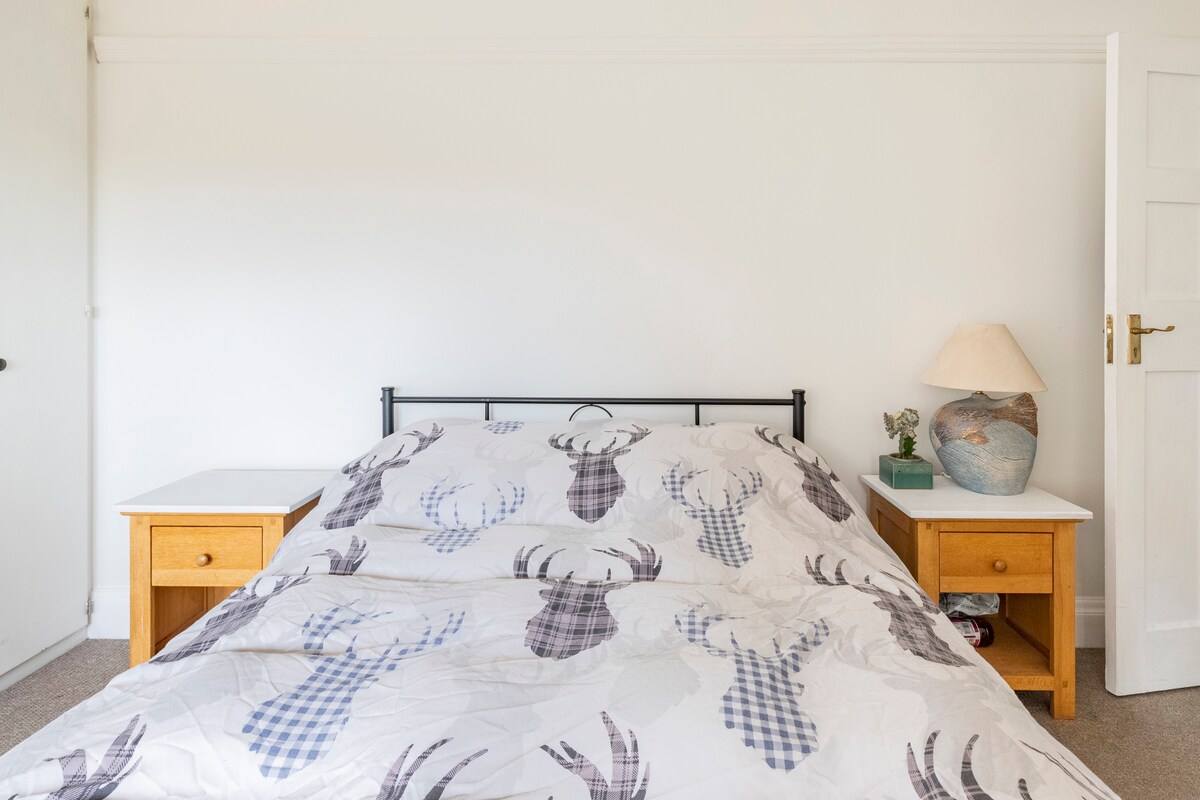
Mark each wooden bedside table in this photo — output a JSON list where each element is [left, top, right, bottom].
[[859, 475, 1091, 719], [117, 469, 334, 667]]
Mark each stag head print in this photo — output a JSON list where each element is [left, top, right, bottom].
[[151, 574, 311, 663], [419, 479, 525, 553], [515, 539, 661, 660], [755, 427, 852, 523], [320, 536, 368, 576], [662, 463, 763, 567], [244, 608, 464, 779], [806, 555, 969, 667], [675, 606, 829, 771], [300, 603, 391, 653], [541, 711, 650, 800], [45, 715, 146, 800], [375, 738, 488, 800], [484, 420, 525, 435], [908, 732, 1039, 800], [322, 424, 445, 530], [548, 426, 650, 523]]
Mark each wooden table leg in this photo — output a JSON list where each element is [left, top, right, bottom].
[[914, 521, 940, 599], [128, 516, 153, 667], [1051, 522, 1076, 719]]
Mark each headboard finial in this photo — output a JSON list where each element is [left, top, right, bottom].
[[791, 389, 806, 442], [381, 387, 396, 437]]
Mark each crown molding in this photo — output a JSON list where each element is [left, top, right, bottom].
[[92, 35, 1106, 65]]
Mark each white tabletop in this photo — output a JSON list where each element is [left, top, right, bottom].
[[115, 470, 336, 515], [859, 474, 1092, 521]]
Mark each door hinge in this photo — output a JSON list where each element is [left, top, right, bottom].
[[86, 598, 94, 618], [85, 6, 90, 20]]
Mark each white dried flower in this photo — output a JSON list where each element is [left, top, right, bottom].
[[883, 408, 920, 442]]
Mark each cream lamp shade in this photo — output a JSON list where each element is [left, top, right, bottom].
[[920, 323, 1047, 394]]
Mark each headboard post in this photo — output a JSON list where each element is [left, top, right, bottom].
[[792, 389, 806, 442], [381, 386, 395, 437]]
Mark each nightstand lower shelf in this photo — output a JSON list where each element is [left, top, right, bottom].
[[150, 585, 239, 655], [977, 615, 1055, 692]]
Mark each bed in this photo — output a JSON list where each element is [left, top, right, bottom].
[[0, 392, 1117, 799]]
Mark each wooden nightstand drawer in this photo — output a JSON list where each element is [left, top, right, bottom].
[[151, 526, 263, 586], [939, 532, 1053, 593]]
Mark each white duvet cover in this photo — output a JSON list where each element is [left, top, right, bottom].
[[0, 419, 1116, 799]]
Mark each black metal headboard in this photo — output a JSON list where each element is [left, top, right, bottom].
[[380, 388, 806, 442]]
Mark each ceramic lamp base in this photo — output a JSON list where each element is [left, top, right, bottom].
[[930, 392, 1038, 496]]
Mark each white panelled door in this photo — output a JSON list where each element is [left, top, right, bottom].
[[1105, 33, 1200, 695], [0, 2, 89, 679]]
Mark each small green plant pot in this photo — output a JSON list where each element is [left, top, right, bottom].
[[879, 454, 934, 489]]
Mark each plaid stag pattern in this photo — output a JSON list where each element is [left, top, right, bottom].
[[319, 535, 368, 575], [322, 424, 444, 529], [243, 608, 464, 780], [902, 732, 1119, 800], [45, 716, 146, 800], [515, 540, 661, 660], [484, 420, 525, 435], [807, 555, 970, 668], [662, 463, 763, 567], [756, 427, 853, 523], [677, 606, 829, 771], [375, 738, 488, 800], [419, 479, 526, 553], [0, 419, 1120, 799], [548, 426, 649, 523], [541, 712, 650, 800], [151, 574, 311, 663]]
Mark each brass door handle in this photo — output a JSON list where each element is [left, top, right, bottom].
[[1127, 314, 1176, 364]]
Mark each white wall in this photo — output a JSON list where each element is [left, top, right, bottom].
[[88, 1, 1200, 639]]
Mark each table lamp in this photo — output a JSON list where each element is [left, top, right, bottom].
[[921, 323, 1047, 495]]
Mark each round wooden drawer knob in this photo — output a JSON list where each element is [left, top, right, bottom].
[[992, 559, 1008, 573], [196, 553, 212, 567]]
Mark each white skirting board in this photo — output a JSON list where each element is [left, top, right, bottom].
[[0, 627, 88, 693], [85, 586, 1107, 648], [1075, 595, 1105, 649], [87, 586, 132, 640]]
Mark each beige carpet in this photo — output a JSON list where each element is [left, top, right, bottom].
[[0, 640, 129, 756], [1020, 649, 1200, 799], [1, 643, 1196, 797]]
